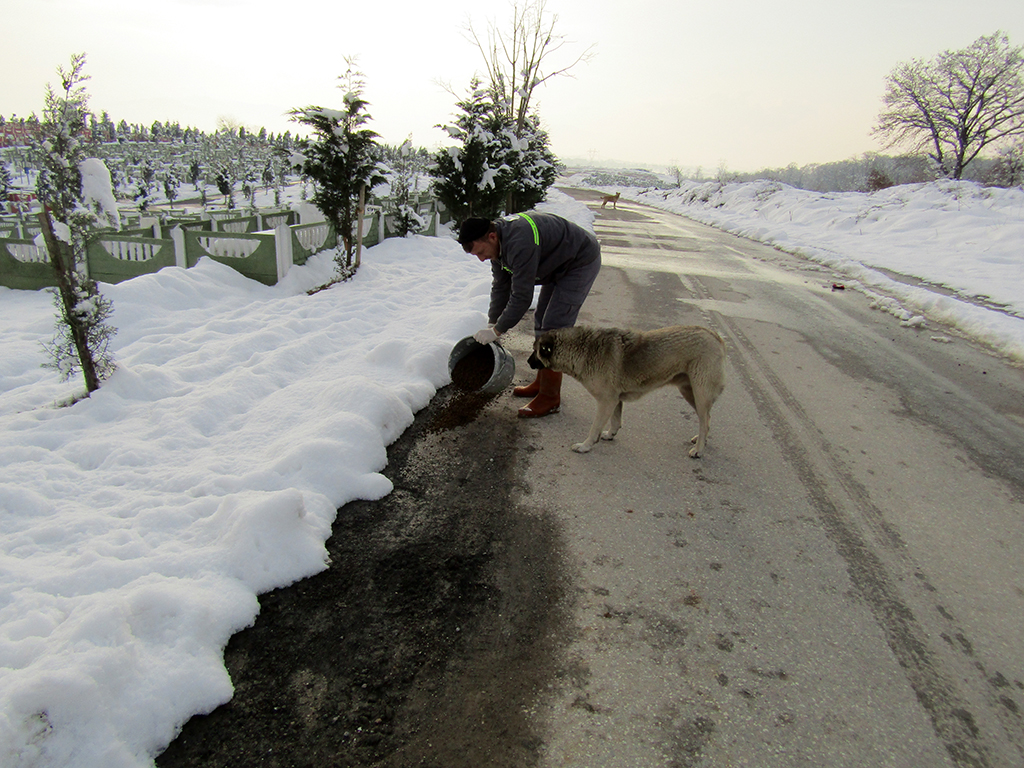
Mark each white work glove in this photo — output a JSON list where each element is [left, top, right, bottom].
[[473, 327, 500, 344]]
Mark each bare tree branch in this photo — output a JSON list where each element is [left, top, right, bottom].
[[464, 0, 595, 137]]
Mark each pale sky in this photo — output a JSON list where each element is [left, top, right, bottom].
[[3, 0, 1023, 173]]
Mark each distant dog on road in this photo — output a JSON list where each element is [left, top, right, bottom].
[[528, 325, 726, 457], [600, 192, 621, 209]]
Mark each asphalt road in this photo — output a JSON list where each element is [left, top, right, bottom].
[[158, 189, 1024, 768], [509, 189, 1024, 768]]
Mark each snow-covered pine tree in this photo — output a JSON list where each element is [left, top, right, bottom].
[[133, 160, 156, 211], [188, 158, 202, 190], [384, 137, 427, 237], [430, 79, 512, 221], [215, 164, 234, 209], [286, 58, 384, 275], [32, 53, 117, 395], [0, 159, 11, 212], [161, 165, 180, 206], [502, 112, 558, 213], [188, 152, 210, 206], [261, 158, 276, 195]]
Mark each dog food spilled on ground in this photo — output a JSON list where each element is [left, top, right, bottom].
[[450, 344, 494, 391], [428, 344, 500, 433], [428, 391, 497, 433]]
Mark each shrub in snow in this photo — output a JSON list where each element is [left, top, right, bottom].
[[990, 140, 1024, 187], [866, 167, 895, 192]]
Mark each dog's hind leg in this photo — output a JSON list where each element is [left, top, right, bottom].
[[676, 378, 696, 411], [573, 398, 618, 453], [688, 394, 713, 458], [677, 373, 715, 458], [601, 401, 623, 442]]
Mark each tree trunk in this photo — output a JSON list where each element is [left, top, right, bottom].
[[38, 208, 101, 393], [355, 183, 366, 269]]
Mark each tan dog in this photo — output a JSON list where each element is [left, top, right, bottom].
[[600, 192, 620, 209], [527, 325, 726, 457]]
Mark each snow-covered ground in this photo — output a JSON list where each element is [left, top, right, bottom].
[[2, 178, 1023, 767], [563, 173, 1024, 363]]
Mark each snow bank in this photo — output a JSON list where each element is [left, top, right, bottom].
[[563, 174, 1024, 362], [0, 236, 491, 767]]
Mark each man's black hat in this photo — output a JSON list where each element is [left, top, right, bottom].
[[457, 217, 492, 248]]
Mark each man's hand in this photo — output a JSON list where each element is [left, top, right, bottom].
[[473, 327, 499, 345]]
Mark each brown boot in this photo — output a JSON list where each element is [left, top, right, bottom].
[[513, 373, 541, 398], [518, 369, 561, 418]]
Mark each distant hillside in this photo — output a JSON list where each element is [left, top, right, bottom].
[[559, 167, 675, 190]]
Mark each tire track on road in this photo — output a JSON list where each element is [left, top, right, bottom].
[[691, 273, 1000, 768]]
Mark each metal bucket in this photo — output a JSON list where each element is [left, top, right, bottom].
[[448, 336, 516, 394]]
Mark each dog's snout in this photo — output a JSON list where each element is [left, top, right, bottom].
[[527, 353, 545, 370]]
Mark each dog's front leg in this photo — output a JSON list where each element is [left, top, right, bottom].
[[572, 399, 618, 453]]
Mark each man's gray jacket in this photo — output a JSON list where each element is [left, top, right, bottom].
[[488, 212, 601, 334]]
